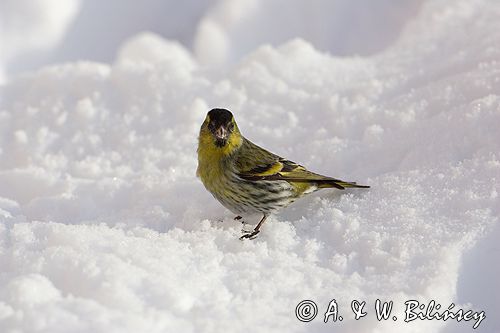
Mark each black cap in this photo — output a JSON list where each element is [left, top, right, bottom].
[[207, 108, 233, 125]]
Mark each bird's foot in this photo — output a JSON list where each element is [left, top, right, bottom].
[[239, 229, 260, 240]]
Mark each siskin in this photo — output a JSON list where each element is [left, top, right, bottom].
[[197, 108, 369, 240]]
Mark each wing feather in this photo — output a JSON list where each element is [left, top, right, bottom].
[[235, 139, 335, 182], [233, 138, 369, 189]]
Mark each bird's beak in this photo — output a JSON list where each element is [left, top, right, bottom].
[[214, 126, 228, 141], [213, 125, 229, 147]]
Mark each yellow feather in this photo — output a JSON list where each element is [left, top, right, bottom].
[[253, 161, 284, 176], [197, 122, 242, 192]]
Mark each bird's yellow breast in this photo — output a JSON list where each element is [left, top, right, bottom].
[[197, 129, 242, 191]]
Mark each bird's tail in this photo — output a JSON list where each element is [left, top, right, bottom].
[[317, 179, 370, 190]]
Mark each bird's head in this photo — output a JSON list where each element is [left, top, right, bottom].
[[199, 108, 242, 154]]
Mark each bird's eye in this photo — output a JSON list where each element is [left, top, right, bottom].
[[228, 123, 234, 131]]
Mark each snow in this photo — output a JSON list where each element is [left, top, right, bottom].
[[0, 0, 81, 82], [1, 0, 499, 332]]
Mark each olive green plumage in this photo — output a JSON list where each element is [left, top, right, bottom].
[[197, 108, 369, 239]]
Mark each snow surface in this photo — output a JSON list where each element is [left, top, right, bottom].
[[1, 0, 499, 332]]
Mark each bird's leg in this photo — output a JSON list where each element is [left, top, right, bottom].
[[240, 214, 268, 240], [253, 214, 268, 233]]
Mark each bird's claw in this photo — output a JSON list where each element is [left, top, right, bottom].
[[239, 229, 260, 240]]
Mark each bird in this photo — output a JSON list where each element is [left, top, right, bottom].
[[197, 108, 369, 240]]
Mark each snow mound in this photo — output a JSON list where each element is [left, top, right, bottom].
[[0, 0, 81, 82]]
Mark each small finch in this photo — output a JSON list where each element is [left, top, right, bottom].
[[197, 108, 369, 240]]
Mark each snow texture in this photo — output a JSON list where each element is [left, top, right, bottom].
[[0, 0, 499, 332]]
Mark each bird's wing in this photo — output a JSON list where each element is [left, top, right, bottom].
[[234, 139, 346, 188], [234, 139, 369, 190]]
